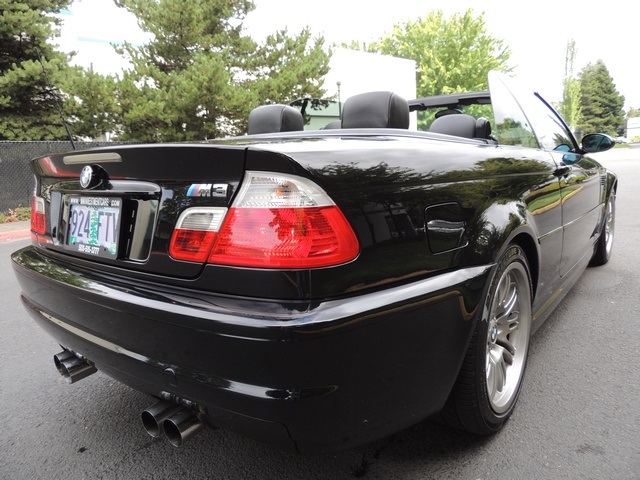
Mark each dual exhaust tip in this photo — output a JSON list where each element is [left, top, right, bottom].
[[142, 400, 205, 447], [54, 350, 97, 384]]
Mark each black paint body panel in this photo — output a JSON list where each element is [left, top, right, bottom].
[[12, 128, 616, 452]]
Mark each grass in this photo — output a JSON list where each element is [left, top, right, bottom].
[[0, 207, 31, 223]]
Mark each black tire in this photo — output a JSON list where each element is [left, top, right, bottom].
[[590, 192, 616, 267], [440, 244, 533, 435]]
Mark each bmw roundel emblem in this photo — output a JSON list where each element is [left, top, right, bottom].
[[80, 165, 93, 188]]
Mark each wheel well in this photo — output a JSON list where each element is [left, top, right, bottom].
[[510, 233, 539, 300]]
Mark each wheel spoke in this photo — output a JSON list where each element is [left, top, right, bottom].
[[495, 309, 520, 356], [605, 196, 615, 254], [499, 277, 517, 315], [484, 257, 532, 414], [487, 346, 508, 395]]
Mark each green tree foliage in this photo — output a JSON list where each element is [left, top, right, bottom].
[[111, 0, 330, 141], [0, 0, 74, 140], [370, 10, 512, 98], [360, 9, 511, 130], [250, 28, 329, 105], [627, 107, 640, 118], [64, 65, 119, 139], [560, 39, 581, 129], [577, 60, 625, 136]]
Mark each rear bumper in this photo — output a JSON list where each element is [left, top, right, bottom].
[[12, 246, 492, 453]]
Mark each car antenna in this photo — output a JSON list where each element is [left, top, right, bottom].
[[34, 46, 76, 150]]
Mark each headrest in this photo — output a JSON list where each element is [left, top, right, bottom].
[[341, 91, 410, 129], [321, 120, 342, 130], [435, 108, 463, 119], [429, 114, 476, 138], [475, 117, 492, 139], [429, 114, 494, 141], [247, 104, 304, 135]]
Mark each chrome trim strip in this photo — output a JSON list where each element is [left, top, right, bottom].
[[40, 310, 150, 363]]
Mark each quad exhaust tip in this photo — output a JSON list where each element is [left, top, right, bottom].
[[52, 350, 205, 446], [53, 350, 97, 384], [142, 400, 205, 447], [53, 350, 205, 446]]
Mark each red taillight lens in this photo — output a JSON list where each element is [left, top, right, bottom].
[[169, 208, 227, 262], [209, 205, 359, 268], [170, 229, 218, 262], [169, 172, 360, 268], [31, 196, 46, 235], [209, 172, 359, 268]]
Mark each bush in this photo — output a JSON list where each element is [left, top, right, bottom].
[[0, 207, 30, 223]]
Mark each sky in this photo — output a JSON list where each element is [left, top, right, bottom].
[[56, 0, 639, 109]]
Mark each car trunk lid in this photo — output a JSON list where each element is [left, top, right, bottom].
[[31, 144, 246, 278]]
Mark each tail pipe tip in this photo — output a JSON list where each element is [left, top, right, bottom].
[[142, 401, 205, 447], [141, 401, 182, 438], [53, 350, 97, 384], [163, 409, 205, 447]]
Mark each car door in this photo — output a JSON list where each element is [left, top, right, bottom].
[[518, 91, 602, 276], [549, 151, 601, 275], [488, 72, 564, 304]]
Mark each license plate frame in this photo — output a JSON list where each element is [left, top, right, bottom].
[[64, 196, 122, 259]]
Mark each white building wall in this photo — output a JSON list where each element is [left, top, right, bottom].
[[627, 117, 640, 142], [322, 48, 417, 129]]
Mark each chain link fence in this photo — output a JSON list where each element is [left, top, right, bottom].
[[0, 141, 133, 212]]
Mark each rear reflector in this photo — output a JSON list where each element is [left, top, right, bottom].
[[31, 196, 46, 235]]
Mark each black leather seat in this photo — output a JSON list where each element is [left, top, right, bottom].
[[341, 91, 410, 129], [247, 105, 304, 135], [429, 114, 494, 142]]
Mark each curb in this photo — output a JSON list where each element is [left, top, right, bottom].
[[0, 221, 31, 243], [0, 229, 31, 243]]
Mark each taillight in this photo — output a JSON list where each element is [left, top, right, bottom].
[[169, 172, 359, 268], [209, 172, 359, 268], [31, 196, 46, 235], [169, 208, 228, 262]]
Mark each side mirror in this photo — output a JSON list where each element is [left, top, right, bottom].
[[581, 133, 615, 153]]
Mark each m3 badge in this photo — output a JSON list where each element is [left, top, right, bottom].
[[187, 183, 229, 198]]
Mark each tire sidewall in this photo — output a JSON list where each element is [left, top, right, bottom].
[[592, 192, 616, 266]]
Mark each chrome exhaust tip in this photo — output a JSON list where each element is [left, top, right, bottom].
[[141, 401, 182, 438], [163, 409, 205, 447], [53, 350, 97, 384]]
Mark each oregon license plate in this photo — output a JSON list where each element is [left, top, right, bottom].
[[66, 197, 121, 259]]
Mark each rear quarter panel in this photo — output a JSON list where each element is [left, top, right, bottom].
[[240, 135, 564, 306]]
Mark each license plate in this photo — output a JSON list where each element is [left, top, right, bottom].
[[66, 197, 121, 259]]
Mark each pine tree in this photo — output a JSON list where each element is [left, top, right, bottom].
[[0, 0, 74, 140], [64, 65, 119, 140], [112, 0, 330, 141], [577, 60, 625, 136]]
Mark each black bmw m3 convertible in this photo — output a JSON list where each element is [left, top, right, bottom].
[[12, 71, 617, 453]]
